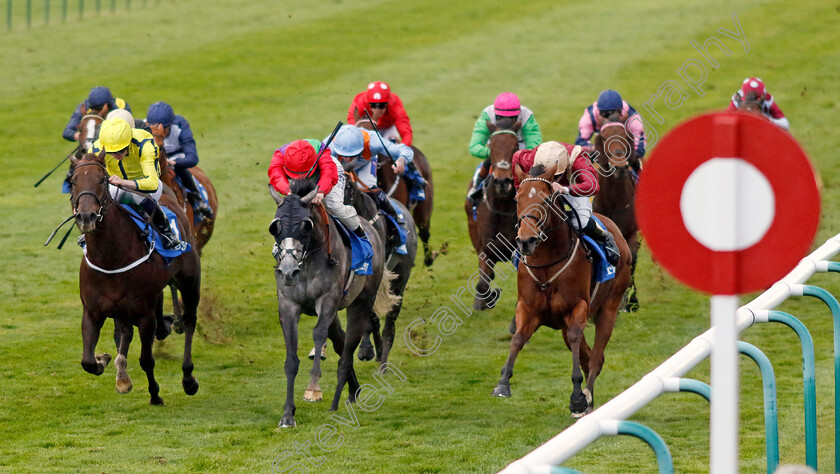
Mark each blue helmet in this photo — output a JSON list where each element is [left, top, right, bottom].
[[332, 125, 364, 157], [87, 86, 114, 108], [597, 90, 623, 111], [146, 101, 175, 127]]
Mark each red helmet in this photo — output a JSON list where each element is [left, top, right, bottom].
[[366, 81, 391, 103], [284, 140, 319, 178], [740, 77, 766, 99]]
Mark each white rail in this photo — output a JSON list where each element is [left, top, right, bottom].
[[500, 235, 840, 473]]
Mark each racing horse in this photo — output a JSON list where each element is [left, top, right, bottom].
[[491, 161, 630, 416], [354, 119, 437, 267], [70, 151, 201, 404], [343, 172, 419, 368], [592, 115, 641, 311], [268, 182, 399, 428], [464, 117, 520, 310]]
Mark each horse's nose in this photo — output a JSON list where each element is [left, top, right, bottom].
[[515, 236, 538, 256]]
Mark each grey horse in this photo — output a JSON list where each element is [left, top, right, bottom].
[[342, 175, 418, 370], [268, 184, 399, 428]]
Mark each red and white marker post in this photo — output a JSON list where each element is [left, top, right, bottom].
[[636, 111, 820, 473]]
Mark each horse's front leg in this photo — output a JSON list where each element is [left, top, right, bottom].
[[492, 300, 538, 397], [566, 300, 590, 417], [305, 298, 339, 402], [114, 319, 134, 394], [278, 300, 302, 428], [179, 280, 200, 396], [473, 251, 499, 311], [137, 316, 163, 405], [81, 309, 111, 376]]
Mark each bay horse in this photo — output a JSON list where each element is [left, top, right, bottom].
[[268, 183, 399, 428], [70, 150, 201, 404], [343, 173, 419, 368], [464, 117, 521, 310], [354, 119, 437, 267], [593, 115, 641, 311], [491, 161, 630, 416]]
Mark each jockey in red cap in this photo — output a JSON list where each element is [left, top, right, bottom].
[[347, 81, 413, 146], [268, 139, 366, 240], [726, 77, 789, 130]]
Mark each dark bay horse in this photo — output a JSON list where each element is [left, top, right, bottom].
[[268, 184, 399, 428], [70, 151, 201, 404], [343, 173, 418, 368], [465, 117, 521, 310], [491, 162, 630, 416], [593, 118, 641, 311], [354, 119, 437, 267]]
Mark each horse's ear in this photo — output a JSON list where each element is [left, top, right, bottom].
[[268, 218, 281, 237], [300, 187, 319, 205], [544, 161, 558, 178], [513, 120, 522, 133], [514, 163, 526, 184], [70, 155, 81, 169], [96, 149, 106, 163], [268, 183, 285, 205], [300, 219, 313, 234]]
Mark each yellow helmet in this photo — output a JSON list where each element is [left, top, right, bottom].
[[99, 117, 132, 152]]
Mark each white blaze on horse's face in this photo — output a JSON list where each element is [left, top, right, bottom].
[[528, 187, 537, 198], [82, 118, 98, 147]]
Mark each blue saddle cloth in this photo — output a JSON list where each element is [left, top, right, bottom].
[[330, 217, 374, 275], [403, 167, 426, 202], [381, 198, 408, 255], [173, 173, 214, 225], [582, 216, 616, 283], [122, 204, 192, 264]]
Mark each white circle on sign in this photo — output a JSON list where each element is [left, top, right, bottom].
[[680, 158, 775, 251]]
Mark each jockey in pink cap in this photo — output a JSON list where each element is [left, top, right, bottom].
[[467, 92, 542, 201], [726, 77, 789, 130]]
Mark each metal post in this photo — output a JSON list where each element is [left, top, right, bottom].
[[765, 310, 817, 470], [738, 341, 779, 474], [616, 421, 674, 473], [800, 282, 840, 473], [711, 295, 739, 473], [678, 378, 712, 402]]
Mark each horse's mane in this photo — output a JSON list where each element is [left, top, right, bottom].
[[529, 164, 546, 177], [289, 176, 318, 196], [495, 116, 519, 130]]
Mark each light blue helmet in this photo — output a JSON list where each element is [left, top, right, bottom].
[[596, 90, 623, 111], [146, 101, 175, 127], [332, 125, 364, 157]]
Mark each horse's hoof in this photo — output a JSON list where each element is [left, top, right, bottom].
[[96, 353, 113, 374], [625, 301, 639, 313], [183, 376, 199, 396], [115, 378, 133, 394], [278, 417, 296, 428], [172, 318, 185, 335], [486, 289, 501, 308], [492, 385, 511, 398], [156, 316, 174, 340], [304, 389, 323, 402], [308, 346, 327, 361], [150, 396, 165, 406], [569, 393, 588, 416], [357, 345, 375, 362]]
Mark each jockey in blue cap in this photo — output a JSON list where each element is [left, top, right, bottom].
[[145, 101, 213, 219], [576, 89, 647, 170]]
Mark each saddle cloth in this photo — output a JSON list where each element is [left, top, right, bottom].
[[330, 216, 374, 275], [122, 204, 192, 264]]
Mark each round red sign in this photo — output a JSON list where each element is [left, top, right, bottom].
[[636, 111, 820, 294]]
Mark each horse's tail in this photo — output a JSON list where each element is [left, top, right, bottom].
[[373, 268, 401, 317]]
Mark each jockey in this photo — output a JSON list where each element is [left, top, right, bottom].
[[513, 141, 620, 265], [576, 89, 647, 166], [347, 81, 426, 200], [144, 101, 213, 219], [726, 77, 790, 130], [330, 125, 412, 240], [89, 117, 184, 250], [268, 139, 368, 250], [467, 92, 542, 200], [63, 86, 132, 142]]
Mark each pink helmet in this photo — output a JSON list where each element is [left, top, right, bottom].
[[740, 77, 766, 99], [366, 81, 391, 103], [493, 92, 521, 117]]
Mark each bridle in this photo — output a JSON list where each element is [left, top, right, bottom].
[[71, 161, 112, 222]]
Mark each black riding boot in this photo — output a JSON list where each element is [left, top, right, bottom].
[[180, 170, 213, 219], [372, 189, 403, 224], [150, 202, 185, 250], [583, 219, 620, 266]]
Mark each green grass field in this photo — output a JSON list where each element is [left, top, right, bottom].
[[2, 0, 840, 472]]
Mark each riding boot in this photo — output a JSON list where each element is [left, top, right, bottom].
[[372, 189, 402, 248], [466, 160, 490, 202], [181, 172, 213, 219], [583, 219, 620, 266], [151, 202, 185, 250]]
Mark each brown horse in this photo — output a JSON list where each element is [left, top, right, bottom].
[[593, 117, 641, 311], [491, 161, 630, 416], [70, 151, 201, 404], [157, 155, 218, 253], [465, 117, 521, 310], [354, 119, 438, 267]]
